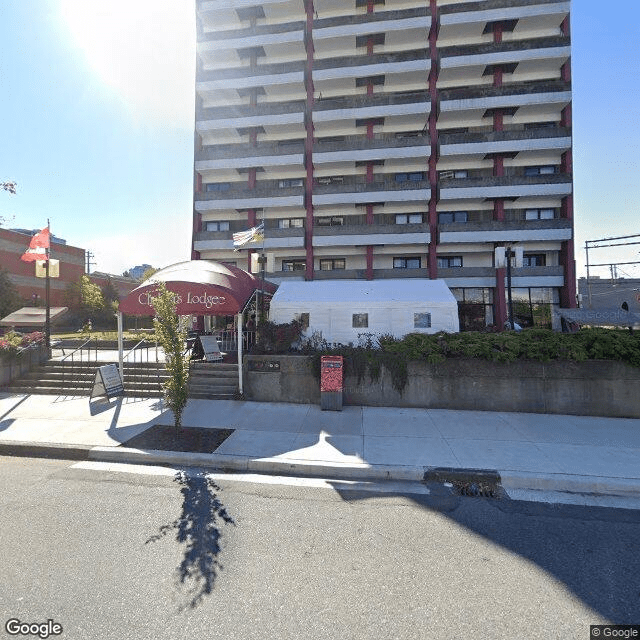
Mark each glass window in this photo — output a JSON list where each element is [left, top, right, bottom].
[[525, 209, 556, 220], [409, 172, 424, 181], [453, 170, 468, 179], [393, 257, 421, 269], [295, 313, 309, 330], [395, 214, 408, 224], [408, 213, 423, 223], [282, 260, 306, 272], [438, 212, 468, 224], [523, 253, 546, 267], [437, 256, 463, 268], [316, 216, 344, 226], [524, 166, 556, 177], [205, 183, 230, 192], [319, 259, 346, 270], [395, 173, 408, 182], [414, 313, 432, 328], [278, 219, 304, 229], [205, 221, 230, 232], [352, 313, 368, 328], [395, 213, 423, 225]]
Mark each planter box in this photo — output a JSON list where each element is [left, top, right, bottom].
[[244, 355, 640, 418], [0, 343, 48, 387]]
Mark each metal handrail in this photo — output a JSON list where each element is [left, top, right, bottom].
[[60, 337, 95, 362], [121, 338, 162, 395], [60, 338, 96, 393]]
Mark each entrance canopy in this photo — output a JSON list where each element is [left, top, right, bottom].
[[118, 260, 277, 316], [0, 306, 68, 328]]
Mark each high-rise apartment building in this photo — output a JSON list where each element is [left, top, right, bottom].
[[191, 0, 574, 330]]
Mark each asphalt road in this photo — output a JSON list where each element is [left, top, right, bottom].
[[1, 456, 639, 640]]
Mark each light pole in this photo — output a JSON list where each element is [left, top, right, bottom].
[[505, 246, 515, 330]]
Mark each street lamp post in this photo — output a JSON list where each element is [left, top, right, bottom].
[[505, 246, 515, 330]]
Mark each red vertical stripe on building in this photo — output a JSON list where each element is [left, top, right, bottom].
[[427, 0, 439, 280], [304, 0, 315, 280]]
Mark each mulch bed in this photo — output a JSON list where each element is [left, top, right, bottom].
[[119, 425, 234, 453]]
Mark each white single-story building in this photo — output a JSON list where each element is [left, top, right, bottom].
[[269, 279, 459, 345]]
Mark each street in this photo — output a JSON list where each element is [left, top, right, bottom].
[[1, 455, 639, 639]]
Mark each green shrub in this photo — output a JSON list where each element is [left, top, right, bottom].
[[304, 328, 640, 396]]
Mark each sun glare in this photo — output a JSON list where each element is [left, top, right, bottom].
[[59, 0, 195, 124]]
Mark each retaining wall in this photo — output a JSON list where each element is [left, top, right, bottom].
[[0, 344, 48, 387], [244, 355, 640, 418]]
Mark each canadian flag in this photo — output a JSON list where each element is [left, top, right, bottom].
[[21, 227, 50, 262]]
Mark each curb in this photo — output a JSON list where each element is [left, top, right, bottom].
[[500, 471, 640, 499], [0, 441, 93, 461], [88, 446, 427, 482]]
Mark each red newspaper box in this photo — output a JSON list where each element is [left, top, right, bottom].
[[321, 355, 343, 411]]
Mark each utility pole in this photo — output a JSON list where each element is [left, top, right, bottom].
[[85, 250, 96, 274]]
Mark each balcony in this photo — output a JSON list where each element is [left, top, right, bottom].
[[314, 134, 431, 165], [312, 223, 431, 247], [194, 183, 304, 212], [439, 79, 571, 114], [438, 218, 573, 244], [313, 90, 431, 123], [193, 227, 305, 252], [439, 173, 572, 201], [313, 176, 431, 206]]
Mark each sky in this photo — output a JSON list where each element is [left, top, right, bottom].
[[1, 0, 639, 280]]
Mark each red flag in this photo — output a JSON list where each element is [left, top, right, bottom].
[[21, 227, 50, 262]]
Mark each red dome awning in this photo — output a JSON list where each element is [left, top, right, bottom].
[[118, 260, 277, 316]]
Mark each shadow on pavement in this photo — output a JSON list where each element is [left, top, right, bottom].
[[146, 469, 235, 610], [330, 482, 640, 624]]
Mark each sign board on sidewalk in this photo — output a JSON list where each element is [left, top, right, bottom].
[[199, 335, 223, 362], [90, 364, 124, 399]]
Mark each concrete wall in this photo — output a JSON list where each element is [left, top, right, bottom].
[[244, 355, 640, 418], [0, 343, 48, 387]]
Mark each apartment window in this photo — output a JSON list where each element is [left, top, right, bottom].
[[439, 170, 468, 180], [437, 256, 463, 269], [525, 208, 555, 220], [205, 183, 230, 192], [352, 313, 368, 328], [278, 218, 304, 229], [438, 212, 468, 224], [524, 165, 556, 176], [316, 216, 344, 226], [278, 178, 304, 188], [523, 253, 546, 267], [395, 172, 425, 183], [395, 213, 423, 225], [205, 221, 230, 232], [319, 258, 346, 271], [282, 260, 306, 272], [414, 312, 432, 329], [393, 257, 421, 269], [316, 176, 344, 185]]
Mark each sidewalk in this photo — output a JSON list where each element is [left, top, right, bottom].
[[1, 391, 640, 507]]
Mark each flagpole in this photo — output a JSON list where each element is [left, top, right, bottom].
[[44, 220, 51, 354]]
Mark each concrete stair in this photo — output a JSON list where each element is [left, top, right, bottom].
[[3, 360, 168, 398], [188, 362, 239, 399]]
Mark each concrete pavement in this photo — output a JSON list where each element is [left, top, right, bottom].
[[1, 391, 640, 507]]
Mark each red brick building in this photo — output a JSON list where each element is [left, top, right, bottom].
[[0, 228, 137, 309], [0, 228, 85, 307]]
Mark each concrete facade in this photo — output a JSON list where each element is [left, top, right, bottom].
[[192, 0, 576, 332], [244, 355, 640, 418]]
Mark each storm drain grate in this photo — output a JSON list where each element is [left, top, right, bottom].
[[448, 480, 499, 498], [424, 468, 503, 499]]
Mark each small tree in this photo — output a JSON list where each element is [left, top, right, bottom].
[[150, 282, 190, 429], [0, 268, 22, 318]]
